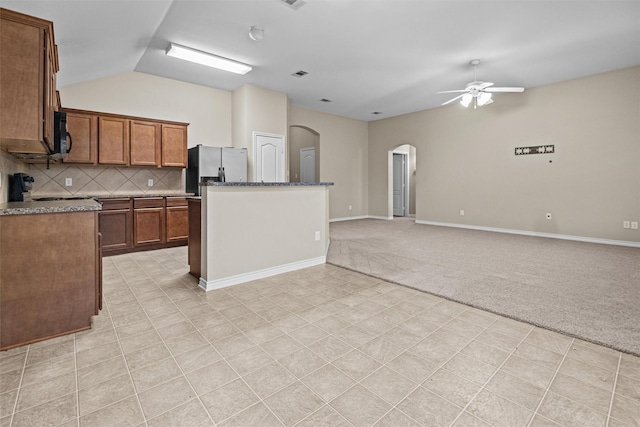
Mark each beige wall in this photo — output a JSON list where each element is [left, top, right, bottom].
[[201, 185, 329, 289], [289, 106, 369, 220], [59, 71, 232, 147], [369, 66, 640, 243], [232, 84, 289, 182]]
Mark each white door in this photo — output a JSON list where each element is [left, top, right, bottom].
[[300, 147, 316, 182], [254, 133, 285, 182], [393, 153, 407, 216]]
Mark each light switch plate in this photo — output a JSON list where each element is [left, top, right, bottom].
[[65, 177, 72, 186], [148, 179, 154, 187]]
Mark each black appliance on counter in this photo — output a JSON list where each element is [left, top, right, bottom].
[[9, 173, 34, 202]]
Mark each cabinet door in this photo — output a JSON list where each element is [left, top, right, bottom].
[[98, 116, 129, 165], [161, 124, 187, 167], [130, 120, 161, 166], [166, 206, 188, 242], [64, 111, 97, 164], [0, 12, 46, 151], [134, 207, 165, 246], [99, 209, 132, 252]]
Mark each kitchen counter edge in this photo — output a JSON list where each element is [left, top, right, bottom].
[[0, 199, 102, 216]]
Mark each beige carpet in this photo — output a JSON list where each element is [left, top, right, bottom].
[[327, 218, 640, 356]]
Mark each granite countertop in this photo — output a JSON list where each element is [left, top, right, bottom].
[[200, 182, 334, 187], [0, 199, 102, 216]]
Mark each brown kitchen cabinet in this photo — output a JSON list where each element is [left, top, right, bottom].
[[99, 198, 133, 253], [60, 108, 188, 168], [166, 197, 189, 241], [0, 210, 100, 350], [130, 120, 161, 166], [134, 197, 166, 246], [63, 110, 98, 164], [0, 8, 59, 154], [99, 196, 188, 255], [161, 124, 188, 167], [98, 116, 130, 165]]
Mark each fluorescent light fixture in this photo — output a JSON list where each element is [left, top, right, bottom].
[[166, 43, 252, 75], [461, 93, 473, 108]]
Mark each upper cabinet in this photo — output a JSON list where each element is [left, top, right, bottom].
[[62, 108, 188, 168], [0, 8, 59, 154], [99, 116, 130, 165], [64, 111, 98, 164], [131, 120, 161, 167], [161, 124, 188, 167]]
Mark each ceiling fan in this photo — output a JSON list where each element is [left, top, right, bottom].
[[438, 59, 524, 108]]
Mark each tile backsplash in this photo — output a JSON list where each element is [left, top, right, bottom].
[[28, 164, 185, 197]]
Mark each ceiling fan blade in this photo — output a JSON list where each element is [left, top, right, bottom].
[[478, 82, 494, 89], [484, 87, 525, 93], [441, 94, 465, 106], [436, 89, 467, 94]]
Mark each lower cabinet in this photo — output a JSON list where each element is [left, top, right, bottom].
[[99, 196, 188, 256], [166, 197, 189, 242], [134, 198, 165, 246], [0, 211, 100, 350], [99, 198, 133, 252]]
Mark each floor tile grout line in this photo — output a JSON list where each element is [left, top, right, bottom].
[[193, 270, 412, 425], [330, 289, 489, 425], [123, 254, 218, 426], [8, 343, 30, 427], [604, 352, 622, 427], [526, 337, 576, 427], [108, 258, 151, 427], [73, 333, 80, 426], [398, 312, 510, 425]]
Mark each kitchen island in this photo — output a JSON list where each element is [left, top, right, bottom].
[[194, 182, 333, 291], [0, 199, 102, 350]]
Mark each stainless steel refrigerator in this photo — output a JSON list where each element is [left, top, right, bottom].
[[186, 145, 248, 195]]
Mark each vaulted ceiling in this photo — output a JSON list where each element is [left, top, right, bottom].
[[3, 0, 639, 121]]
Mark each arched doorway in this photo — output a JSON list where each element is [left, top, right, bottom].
[[388, 144, 417, 218], [289, 126, 320, 182]]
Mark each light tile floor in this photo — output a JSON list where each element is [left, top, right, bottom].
[[1, 246, 639, 427]]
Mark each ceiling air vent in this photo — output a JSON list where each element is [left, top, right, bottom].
[[292, 70, 308, 78], [278, 0, 307, 10]]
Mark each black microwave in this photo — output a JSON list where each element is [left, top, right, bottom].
[[52, 111, 72, 156]]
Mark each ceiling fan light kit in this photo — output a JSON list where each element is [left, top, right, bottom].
[[166, 43, 252, 75], [438, 59, 523, 109]]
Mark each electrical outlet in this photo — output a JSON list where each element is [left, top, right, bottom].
[[65, 177, 72, 187], [349, 205, 352, 210], [314, 231, 320, 241], [632, 222, 638, 230], [148, 179, 154, 187], [623, 221, 631, 229], [546, 213, 552, 220], [460, 210, 465, 216]]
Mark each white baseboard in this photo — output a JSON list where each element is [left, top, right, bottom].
[[415, 220, 640, 248], [198, 256, 327, 291], [330, 215, 392, 222]]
